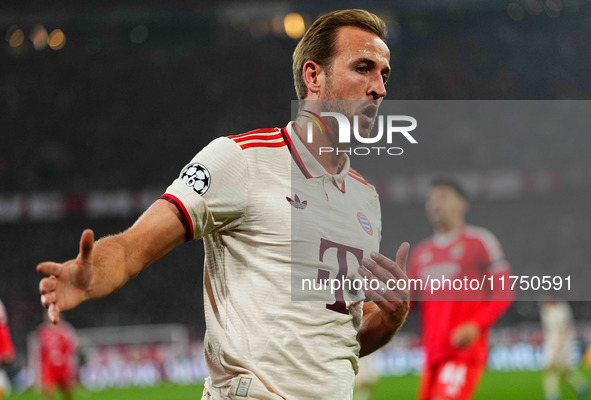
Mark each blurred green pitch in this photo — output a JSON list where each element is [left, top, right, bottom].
[[6, 369, 591, 399]]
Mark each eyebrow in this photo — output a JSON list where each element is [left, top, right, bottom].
[[354, 57, 391, 80]]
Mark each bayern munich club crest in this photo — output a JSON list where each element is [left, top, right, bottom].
[[357, 212, 373, 236], [182, 163, 211, 195]]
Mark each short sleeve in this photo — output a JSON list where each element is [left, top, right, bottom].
[[161, 137, 248, 241], [478, 228, 511, 275]]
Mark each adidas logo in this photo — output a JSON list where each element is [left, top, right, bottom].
[[286, 194, 307, 210]]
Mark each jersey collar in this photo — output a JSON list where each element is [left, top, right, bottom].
[[433, 226, 464, 248], [282, 122, 348, 193]]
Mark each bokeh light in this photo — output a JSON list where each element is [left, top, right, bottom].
[[7, 26, 25, 48], [30, 24, 49, 50], [48, 29, 66, 50], [284, 13, 305, 39]]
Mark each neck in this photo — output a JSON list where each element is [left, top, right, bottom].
[[434, 220, 464, 235], [291, 116, 347, 175]]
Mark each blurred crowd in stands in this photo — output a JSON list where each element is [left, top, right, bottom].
[[2, 6, 591, 192]]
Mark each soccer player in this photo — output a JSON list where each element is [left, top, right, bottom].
[[38, 9, 410, 399], [408, 179, 514, 400], [0, 299, 15, 400], [540, 298, 589, 400], [37, 314, 78, 400]]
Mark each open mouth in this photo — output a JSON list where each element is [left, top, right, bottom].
[[361, 104, 378, 120]]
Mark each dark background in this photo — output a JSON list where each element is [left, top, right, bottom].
[[1, 0, 591, 365]]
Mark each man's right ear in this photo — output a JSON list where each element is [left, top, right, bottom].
[[302, 60, 324, 99]]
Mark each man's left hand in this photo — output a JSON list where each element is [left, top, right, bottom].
[[357, 242, 410, 331]]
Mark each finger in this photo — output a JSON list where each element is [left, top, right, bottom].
[[357, 264, 384, 289], [368, 252, 407, 280], [395, 242, 410, 273], [361, 283, 388, 303], [39, 277, 57, 294], [48, 303, 60, 324], [369, 288, 407, 316], [357, 267, 387, 302], [360, 257, 394, 284], [37, 262, 62, 277], [41, 293, 56, 308], [79, 229, 95, 264], [357, 266, 408, 303]]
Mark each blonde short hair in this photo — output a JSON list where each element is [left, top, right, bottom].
[[292, 9, 387, 100]]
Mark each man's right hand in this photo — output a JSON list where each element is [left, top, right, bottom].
[[36, 199, 188, 324], [37, 229, 95, 324]]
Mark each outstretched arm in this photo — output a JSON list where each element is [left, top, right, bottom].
[[357, 242, 410, 357], [37, 199, 186, 323]]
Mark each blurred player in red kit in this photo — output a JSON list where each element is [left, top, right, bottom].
[[0, 300, 15, 400], [38, 315, 78, 400], [408, 179, 514, 400]]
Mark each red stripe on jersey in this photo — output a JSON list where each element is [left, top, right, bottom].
[[159, 194, 193, 242], [281, 126, 313, 179], [348, 173, 375, 191], [232, 133, 283, 143], [240, 141, 286, 150], [228, 128, 279, 139]]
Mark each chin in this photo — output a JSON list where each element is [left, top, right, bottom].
[[355, 121, 375, 139]]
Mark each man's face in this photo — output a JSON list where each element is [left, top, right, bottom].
[[426, 185, 467, 229], [320, 26, 391, 137]]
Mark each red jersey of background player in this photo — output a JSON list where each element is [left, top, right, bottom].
[[38, 321, 78, 390], [0, 300, 15, 366], [408, 225, 513, 368]]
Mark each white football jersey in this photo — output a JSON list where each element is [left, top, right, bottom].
[[162, 122, 381, 399]]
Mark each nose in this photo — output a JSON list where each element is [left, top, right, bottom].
[[369, 73, 387, 100]]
